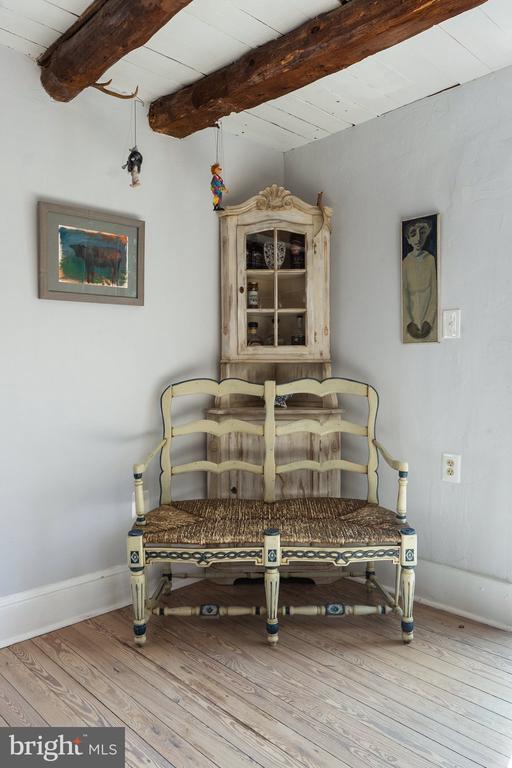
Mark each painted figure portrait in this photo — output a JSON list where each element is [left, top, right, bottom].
[[401, 214, 440, 343]]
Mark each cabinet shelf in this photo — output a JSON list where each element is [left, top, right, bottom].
[[246, 269, 306, 277]]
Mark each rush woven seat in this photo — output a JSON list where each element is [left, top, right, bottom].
[[136, 497, 403, 548]]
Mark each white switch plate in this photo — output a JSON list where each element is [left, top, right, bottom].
[[442, 453, 461, 483], [443, 309, 461, 339]]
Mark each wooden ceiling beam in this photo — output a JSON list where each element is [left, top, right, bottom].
[[39, 0, 192, 102], [149, 0, 486, 138]]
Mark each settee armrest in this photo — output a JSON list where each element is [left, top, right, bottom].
[[373, 440, 408, 474], [133, 438, 167, 526], [133, 438, 167, 476], [373, 440, 409, 523]]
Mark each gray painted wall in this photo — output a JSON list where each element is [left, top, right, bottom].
[[0, 45, 283, 597], [285, 65, 512, 587]]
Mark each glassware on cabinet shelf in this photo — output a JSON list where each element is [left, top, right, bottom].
[[247, 322, 263, 346], [247, 272, 274, 309], [277, 231, 306, 270], [246, 230, 306, 271], [246, 231, 273, 270], [290, 237, 305, 269], [247, 247, 265, 270], [275, 312, 306, 346], [263, 240, 286, 270], [247, 282, 259, 308]]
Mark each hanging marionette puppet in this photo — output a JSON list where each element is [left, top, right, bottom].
[[210, 163, 228, 210], [210, 123, 228, 210], [123, 147, 143, 187], [122, 99, 143, 187]]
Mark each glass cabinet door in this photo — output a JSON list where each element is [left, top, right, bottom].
[[243, 227, 309, 352]]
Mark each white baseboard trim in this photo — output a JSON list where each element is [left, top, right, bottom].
[[380, 558, 512, 632], [2, 558, 509, 648], [0, 566, 199, 649]]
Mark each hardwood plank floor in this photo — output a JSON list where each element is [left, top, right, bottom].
[[1, 578, 511, 768]]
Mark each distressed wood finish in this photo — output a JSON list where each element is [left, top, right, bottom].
[[219, 187, 332, 367], [211, 186, 339, 498], [263, 381, 277, 503], [149, 0, 486, 138], [39, 0, 193, 102], [206, 407, 342, 500]]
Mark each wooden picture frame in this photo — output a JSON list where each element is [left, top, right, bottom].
[[38, 201, 145, 305], [401, 213, 440, 343]]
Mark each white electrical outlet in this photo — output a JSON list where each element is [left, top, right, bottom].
[[443, 309, 461, 339], [442, 453, 461, 483]]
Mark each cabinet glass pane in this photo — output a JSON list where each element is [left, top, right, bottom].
[[246, 272, 274, 310], [247, 313, 273, 347], [277, 231, 306, 270], [246, 230, 273, 270], [277, 312, 306, 346], [277, 272, 306, 310]]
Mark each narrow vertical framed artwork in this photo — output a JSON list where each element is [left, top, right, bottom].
[[38, 202, 145, 305], [401, 213, 440, 343]]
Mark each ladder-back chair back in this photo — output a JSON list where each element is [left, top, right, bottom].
[[156, 377, 381, 506]]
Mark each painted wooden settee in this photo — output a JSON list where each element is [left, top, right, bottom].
[[127, 378, 417, 646]]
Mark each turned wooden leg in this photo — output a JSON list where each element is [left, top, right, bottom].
[[128, 529, 147, 645], [365, 561, 375, 592], [161, 571, 173, 596], [264, 528, 281, 645], [400, 527, 417, 643]]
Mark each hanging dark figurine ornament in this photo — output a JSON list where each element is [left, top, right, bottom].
[[211, 122, 228, 210], [122, 98, 143, 188], [123, 146, 143, 188]]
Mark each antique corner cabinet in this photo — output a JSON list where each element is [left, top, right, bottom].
[[207, 184, 341, 499]]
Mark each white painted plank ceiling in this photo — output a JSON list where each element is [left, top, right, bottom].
[[0, 0, 511, 151]]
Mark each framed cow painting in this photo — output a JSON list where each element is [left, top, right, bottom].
[[38, 202, 144, 305]]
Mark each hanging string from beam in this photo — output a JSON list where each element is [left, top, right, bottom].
[[210, 121, 228, 211], [122, 98, 144, 188]]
